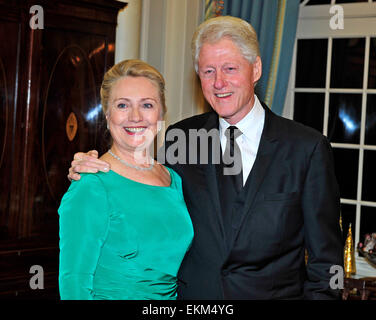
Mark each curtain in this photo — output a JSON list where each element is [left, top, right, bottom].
[[205, 0, 300, 115], [205, 0, 225, 19]]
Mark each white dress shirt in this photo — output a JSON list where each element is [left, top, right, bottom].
[[219, 95, 265, 186]]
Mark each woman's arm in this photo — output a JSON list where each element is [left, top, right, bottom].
[[58, 174, 110, 299]]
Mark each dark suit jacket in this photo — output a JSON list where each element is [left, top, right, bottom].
[[161, 102, 343, 300]]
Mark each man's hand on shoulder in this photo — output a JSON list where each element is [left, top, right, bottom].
[[68, 150, 110, 181]]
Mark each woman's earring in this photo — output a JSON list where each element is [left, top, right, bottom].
[[105, 114, 109, 130]]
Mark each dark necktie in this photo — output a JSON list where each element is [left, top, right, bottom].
[[223, 126, 243, 192]]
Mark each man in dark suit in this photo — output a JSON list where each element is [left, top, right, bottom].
[[69, 16, 343, 299]]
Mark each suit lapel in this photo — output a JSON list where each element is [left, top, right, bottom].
[[229, 105, 280, 250], [196, 105, 281, 252], [201, 113, 227, 241]]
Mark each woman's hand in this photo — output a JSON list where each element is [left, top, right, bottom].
[[68, 150, 110, 181]]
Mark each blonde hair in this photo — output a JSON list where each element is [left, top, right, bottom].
[[100, 59, 166, 115], [191, 16, 260, 72]]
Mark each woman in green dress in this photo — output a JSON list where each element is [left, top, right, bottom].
[[58, 60, 194, 300]]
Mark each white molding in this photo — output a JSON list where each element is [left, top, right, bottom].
[[297, 3, 376, 38], [162, 0, 188, 125], [297, 17, 376, 38], [299, 3, 376, 19], [323, 37, 332, 137], [139, 0, 150, 61], [331, 143, 376, 150], [282, 38, 297, 120], [139, 0, 205, 128], [115, 0, 142, 63], [139, 0, 167, 72]]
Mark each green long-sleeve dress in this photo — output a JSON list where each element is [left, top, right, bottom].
[[58, 167, 193, 300]]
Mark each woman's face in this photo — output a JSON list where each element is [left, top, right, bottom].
[[106, 76, 163, 154]]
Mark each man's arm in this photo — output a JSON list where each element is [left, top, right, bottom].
[[302, 136, 343, 299], [68, 150, 110, 181]]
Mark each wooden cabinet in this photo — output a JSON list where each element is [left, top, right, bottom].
[[0, 0, 126, 298]]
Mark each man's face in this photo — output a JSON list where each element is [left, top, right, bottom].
[[197, 38, 262, 125]]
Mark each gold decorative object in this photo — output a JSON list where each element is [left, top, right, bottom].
[[66, 112, 78, 141], [344, 223, 356, 278]]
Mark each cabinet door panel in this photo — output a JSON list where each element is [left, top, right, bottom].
[[27, 29, 110, 238], [0, 0, 123, 298], [0, 19, 20, 240]]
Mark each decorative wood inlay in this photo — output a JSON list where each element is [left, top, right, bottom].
[[42, 44, 97, 200], [66, 112, 77, 141]]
